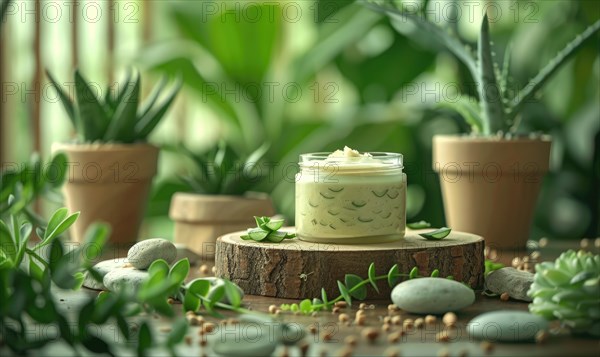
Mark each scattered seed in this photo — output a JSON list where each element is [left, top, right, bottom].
[[384, 347, 400, 357], [199, 264, 210, 275], [511, 257, 521, 267], [184, 335, 192, 345], [191, 316, 204, 326], [356, 309, 366, 317], [269, 305, 278, 314], [383, 316, 392, 324], [335, 301, 348, 308], [167, 298, 175, 304], [339, 313, 350, 323], [332, 307, 341, 314], [437, 348, 449, 357], [539, 237, 548, 247], [202, 323, 215, 333], [160, 327, 172, 333], [442, 312, 457, 327], [319, 349, 328, 357], [227, 318, 239, 325], [480, 341, 494, 353], [212, 266, 217, 274], [321, 331, 334, 341], [391, 315, 402, 325], [275, 309, 281, 316], [403, 319, 414, 329], [415, 318, 424, 329], [361, 327, 379, 344], [382, 323, 391, 332], [387, 304, 399, 311], [530, 251, 541, 260], [199, 337, 207, 347], [500, 292, 510, 301], [279, 347, 290, 357], [535, 330, 549, 344], [344, 335, 358, 346], [425, 315, 436, 325], [312, 312, 319, 318], [458, 349, 469, 357], [523, 263, 531, 271], [359, 303, 367, 310], [308, 325, 318, 335], [580, 238, 590, 249], [355, 315, 366, 326], [368, 304, 375, 309], [387, 332, 401, 343], [185, 310, 196, 317], [436, 331, 450, 343], [336, 347, 352, 357], [595, 238, 600, 248], [299, 341, 310, 357]]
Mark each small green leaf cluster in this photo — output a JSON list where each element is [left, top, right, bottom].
[[484, 260, 504, 277], [46, 69, 181, 143], [528, 250, 600, 336], [240, 216, 296, 243], [419, 227, 452, 240], [181, 278, 245, 318], [0, 152, 67, 221], [281, 263, 455, 313], [178, 141, 270, 195]]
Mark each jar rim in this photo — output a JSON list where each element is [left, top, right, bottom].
[[299, 152, 403, 169]]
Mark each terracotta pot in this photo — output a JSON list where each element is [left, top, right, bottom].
[[52, 143, 159, 246], [169, 192, 276, 259], [432, 135, 551, 250]]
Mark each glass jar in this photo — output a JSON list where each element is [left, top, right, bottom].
[[295, 152, 406, 243]]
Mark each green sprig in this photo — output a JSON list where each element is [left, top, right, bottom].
[[240, 216, 296, 243]]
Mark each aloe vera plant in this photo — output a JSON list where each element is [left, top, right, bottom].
[[179, 141, 270, 195], [363, 1, 600, 136], [46, 69, 181, 143]]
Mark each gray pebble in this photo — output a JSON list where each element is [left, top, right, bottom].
[[82, 258, 128, 290], [391, 277, 475, 314], [485, 267, 534, 301], [127, 238, 177, 270], [103, 268, 149, 293], [468, 310, 549, 341]]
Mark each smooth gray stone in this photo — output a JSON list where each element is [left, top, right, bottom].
[[186, 277, 244, 304], [485, 267, 534, 301], [103, 268, 149, 293], [127, 238, 177, 270], [468, 310, 549, 341], [391, 277, 475, 314], [82, 258, 128, 290]]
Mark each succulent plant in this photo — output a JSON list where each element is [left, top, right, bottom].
[[46, 69, 181, 143], [363, 1, 600, 136], [527, 250, 600, 336], [178, 141, 270, 195]]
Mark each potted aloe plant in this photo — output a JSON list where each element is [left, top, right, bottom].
[[365, 1, 600, 249], [169, 142, 275, 259], [47, 69, 181, 246]]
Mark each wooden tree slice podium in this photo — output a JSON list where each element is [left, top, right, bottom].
[[215, 229, 484, 299]]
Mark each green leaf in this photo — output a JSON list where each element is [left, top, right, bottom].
[[265, 219, 284, 232], [207, 284, 225, 308], [321, 288, 329, 307], [104, 71, 141, 142], [75, 70, 109, 141], [265, 231, 287, 243], [29, 257, 44, 281], [0, 220, 16, 263], [46, 152, 68, 188], [184, 290, 201, 312], [41, 210, 80, 246], [387, 264, 399, 287], [409, 267, 419, 279], [255, 216, 270, 230], [81, 223, 110, 267], [188, 279, 211, 297], [430, 269, 440, 277], [137, 322, 153, 356], [344, 274, 366, 300], [167, 318, 188, 347], [247, 227, 269, 241], [148, 259, 169, 276], [437, 96, 484, 134], [406, 220, 431, 229], [169, 258, 190, 285], [337, 281, 352, 306], [419, 227, 452, 240], [45, 70, 78, 132], [44, 208, 68, 240], [134, 77, 181, 140], [367, 263, 379, 293], [299, 299, 313, 315], [224, 280, 242, 308], [477, 14, 506, 134]]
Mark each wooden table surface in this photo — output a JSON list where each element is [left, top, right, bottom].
[[18, 240, 600, 356]]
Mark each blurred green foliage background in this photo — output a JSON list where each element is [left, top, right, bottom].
[[1, 0, 598, 241]]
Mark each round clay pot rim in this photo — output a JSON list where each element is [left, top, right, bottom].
[[51, 142, 159, 153], [172, 192, 272, 202], [433, 134, 552, 144]]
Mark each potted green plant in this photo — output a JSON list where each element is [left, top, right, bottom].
[[365, 2, 600, 249], [169, 142, 275, 259], [47, 69, 181, 246]]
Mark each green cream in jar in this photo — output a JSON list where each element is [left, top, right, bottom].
[[295, 147, 406, 243]]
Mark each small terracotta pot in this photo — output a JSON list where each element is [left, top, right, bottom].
[[169, 192, 276, 259], [433, 135, 551, 250], [52, 143, 159, 246]]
